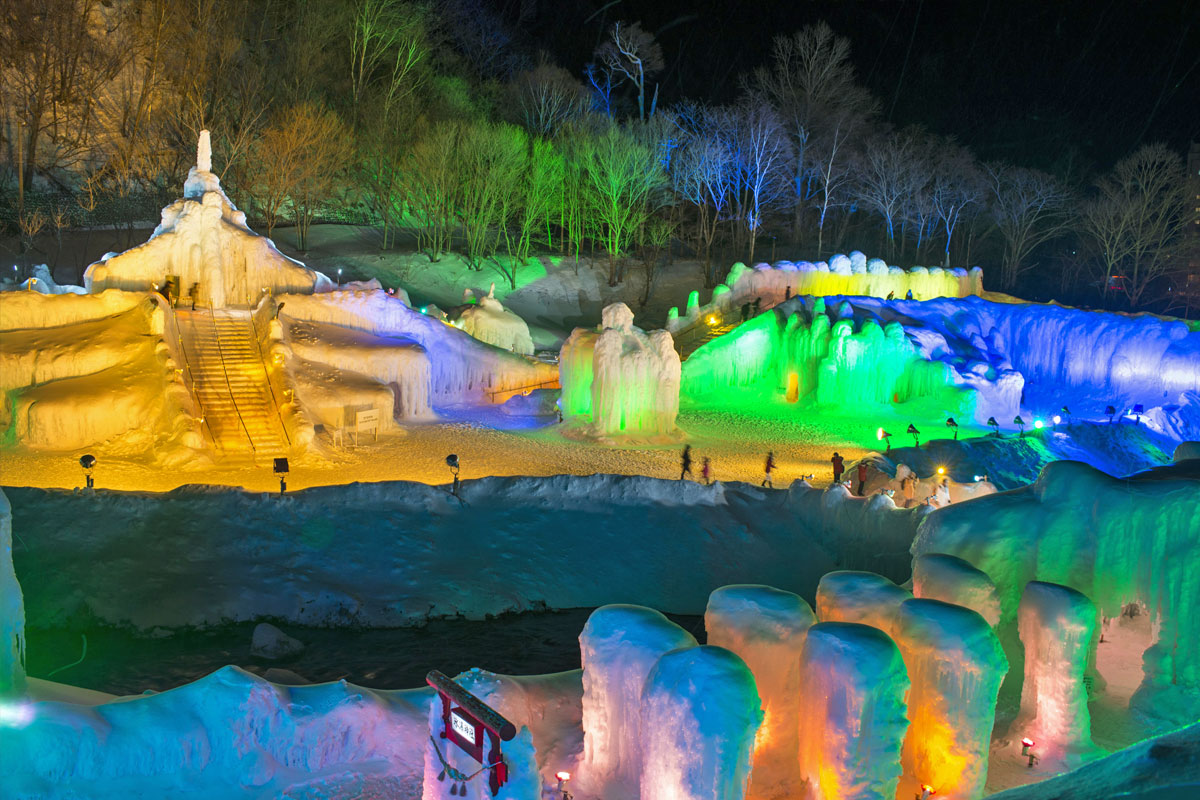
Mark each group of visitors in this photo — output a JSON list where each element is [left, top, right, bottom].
[[157, 278, 201, 309]]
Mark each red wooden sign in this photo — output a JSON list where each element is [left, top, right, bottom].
[[427, 670, 516, 796]]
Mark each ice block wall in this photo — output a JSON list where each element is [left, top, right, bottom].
[[704, 585, 816, 798], [815, 571, 913, 634], [892, 599, 1009, 800], [667, 256, 983, 333], [579, 604, 698, 795], [1015, 581, 1101, 765], [559, 304, 681, 437], [0, 490, 23, 695], [912, 459, 1200, 724], [797, 622, 910, 800], [640, 645, 762, 800], [912, 553, 1001, 627]]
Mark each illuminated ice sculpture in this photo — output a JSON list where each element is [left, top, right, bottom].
[[640, 645, 762, 800], [911, 553, 1001, 627], [704, 584, 815, 798], [559, 303, 681, 437], [797, 622, 909, 800], [815, 570, 912, 634], [1015, 581, 1102, 766], [578, 605, 697, 795]]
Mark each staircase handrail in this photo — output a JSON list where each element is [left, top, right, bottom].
[[248, 298, 292, 448], [207, 306, 257, 452], [173, 314, 218, 451]]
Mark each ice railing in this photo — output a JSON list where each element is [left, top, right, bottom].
[[666, 254, 984, 335]]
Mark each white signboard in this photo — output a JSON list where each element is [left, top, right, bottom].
[[451, 708, 479, 746]]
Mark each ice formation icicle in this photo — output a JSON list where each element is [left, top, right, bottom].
[[704, 585, 815, 798], [912, 553, 1001, 627], [559, 304, 681, 437], [0, 490, 24, 695], [797, 622, 909, 800], [815, 570, 912, 634], [1015, 581, 1102, 766], [640, 645, 762, 800], [579, 605, 697, 796], [892, 598, 1008, 800]]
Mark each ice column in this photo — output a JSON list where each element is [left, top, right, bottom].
[[579, 605, 698, 795], [1015, 581, 1101, 765], [640, 645, 762, 800], [911, 553, 1001, 627], [797, 622, 910, 800], [704, 585, 816, 798], [0, 489, 24, 695], [815, 570, 912, 634], [893, 599, 1008, 800]]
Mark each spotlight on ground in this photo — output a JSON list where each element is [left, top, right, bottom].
[[1014, 415, 1026, 437], [877, 427, 892, 452], [945, 417, 958, 440], [986, 416, 999, 436], [274, 457, 289, 494], [1061, 405, 1071, 424], [1105, 405, 1117, 423], [907, 423, 920, 448], [1132, 403, 1144, 424], [1052, 415, 1061, 426], [446, 454, 461, 497], [79, 454, 96, 489]]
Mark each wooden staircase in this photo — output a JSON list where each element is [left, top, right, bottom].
[[176, 309, 289, 462]]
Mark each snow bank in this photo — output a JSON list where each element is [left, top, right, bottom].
[[0, 489, 23, 695], [456, 294, 535, 355], [640, 646, 761, 800], [704, 585, 814, 798], [0, 288, 144, 332], [815, 570, 912, 633], [666, 257, 982, 331], [0, 665, 428, 798], [911, 553, 1001, 627], [560, 303, 681, 438], [912, 459, 1200, 723], [579, 604, 697, 796], [797, 622, 909, 800], [892, 598, 1008, 800], [7, 476, 843, 632], [13, 264, 85, 295], [85, 133, 330, 306], [1015, 581, 1102, 767], [277, 290, 555, 405]]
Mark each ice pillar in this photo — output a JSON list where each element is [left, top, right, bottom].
[[893, 598, 1008, 800], [640, 645, 762, 800], [579, 605, 698, 795], [911, 553, 1001, 627], [704, 585, 816, 798], [797, 622, 910, 800], [815, 570, 912, 634], [0, 489, 24, 695], [1015, 581, 1101, 765]]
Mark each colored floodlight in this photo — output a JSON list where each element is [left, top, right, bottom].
[[945, 417, 959, 440]]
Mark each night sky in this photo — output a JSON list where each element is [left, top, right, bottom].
[[499, 0, 1200, 176]]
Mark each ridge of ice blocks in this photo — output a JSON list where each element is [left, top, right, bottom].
[[0, 490, 24, 695], [559, 303, 681, 437], [797, 622, 910, 800], [1015, 581, 1102, 766], [704, 585, 815, 798], [579, 604, 697, 795], [456, 293, 535, 355], [816, 571, 912, 634], [640, 645, 762, 800], [912, 459, 1200, 723], [85, 131, 331, 306], [911, 553, 1001, 627], [892, 598, 1009, 800]]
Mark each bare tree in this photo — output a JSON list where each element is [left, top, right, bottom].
[[735, 102, 793, 264], [456, 121, 527, 270], [855, 129, 925, 258], [404, 121, 460, 260], [348, 0, 430, 122], [930, 139, 983, 267], [1081, 143, 1188, 308], [596, 21, 664, 122], [984, 163, 1071, 289], [673, 106, 736, 285], [513, 61, 589, 137]]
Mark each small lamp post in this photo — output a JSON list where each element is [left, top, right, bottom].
[[907, 423, 920, 448], [1061, 405, 1071, 424], [447, 454, 461, 498], [1105, 405, 1117, 424], [274, 457, 289, 494], [945, 416, 958, 440], [1131, 403, 1144, 424], [986, 416, 999, 437], [877, 427, 892, 452], [79, 454, 96, 489], [1014, 415, 1026, 437]]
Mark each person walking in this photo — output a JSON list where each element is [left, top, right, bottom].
[[762, 451, 776, 488], [701, 457, 712, 485], [831, 451, 845, 484], [680, 445, 693, 481], [905, 289, 913, 300], [856, 461, 868, 496], [189, 282, 200, 310]]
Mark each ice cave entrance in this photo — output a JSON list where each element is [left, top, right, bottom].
[[1095, 601, 1154, 705]]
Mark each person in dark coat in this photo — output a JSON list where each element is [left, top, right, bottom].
[[762, 451, 776, 488], [831, 452, 845, 484], [856, 461, 868, 495], [680, 445, 693, 480]]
